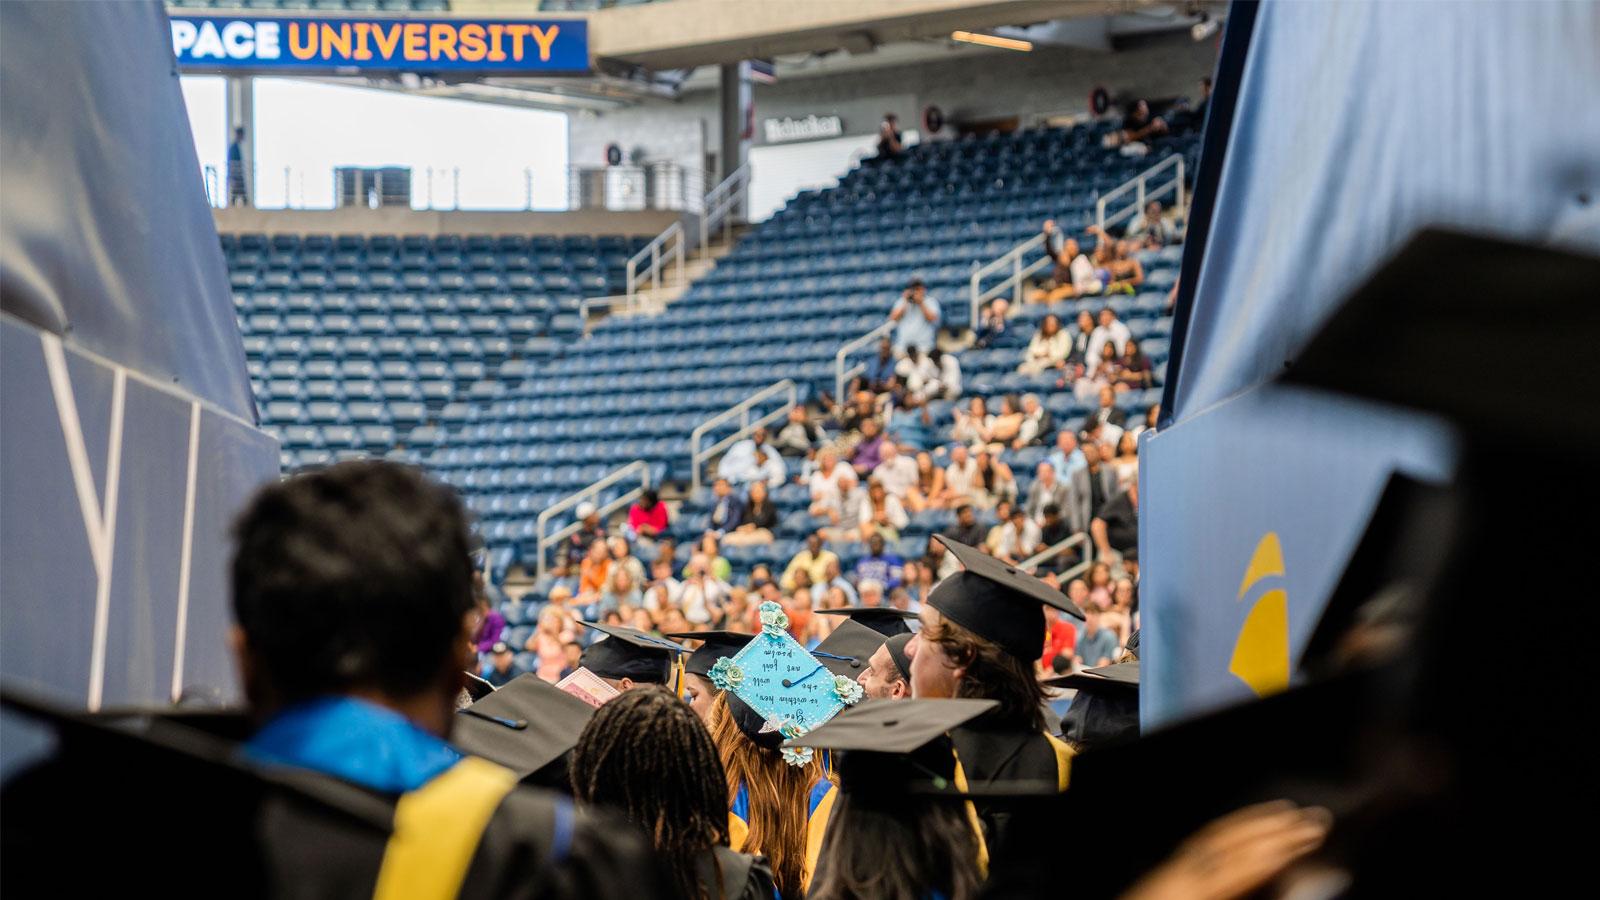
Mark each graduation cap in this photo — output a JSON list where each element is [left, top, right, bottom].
[[714, 601, 863, 759], [1044, 661, 1140, 751], [926, 534, 1084, 662], [810, 619, 889, 678], [577, 622, 689, 683], [452, 674, 593, 787], [660, 630, 757, 678], [461, 671, 497, 703], [784, 698, 1053, 797], [812, 606, 918, 637], [884, 633, 913, 682]]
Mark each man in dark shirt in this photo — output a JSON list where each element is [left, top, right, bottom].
[[483, 641, 518, 688], [861, 337, 898, 395], [875, 113, 903, 161], [1035, 503, 1077, 575], [1069, 443, 1119, 534], [227, 125, 248, 207], [1092, 477, 1140, 563], [941, 503, 988, 549]]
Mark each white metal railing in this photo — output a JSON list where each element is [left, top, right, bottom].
[[699, 165, 750, 252], [577, 291, 669, 328], [689, 380, 798, 494], [1020, 531, 1092, 580], [968, 232, 1052, 327], [535, 461, 651, 579], [625, 221, 686, 302], [834, 322, 895, 403], [1096, 154, 1187, 233]]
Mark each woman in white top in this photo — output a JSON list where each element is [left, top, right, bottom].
[[942, 444, 987, 509], [807, 447, 858, 526], [1018, 315, 1073, 375], [950, 396, 989, 446], [857, 479, 909, 543], [1112, 431, 1140, 488]]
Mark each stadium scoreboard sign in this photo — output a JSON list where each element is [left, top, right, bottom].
[[169, 15, 588, 74]]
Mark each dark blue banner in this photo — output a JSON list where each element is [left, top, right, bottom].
[[170, 14, 588, 74]]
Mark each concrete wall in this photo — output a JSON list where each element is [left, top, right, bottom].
[[212, 207, 680, 237], [571, 32, 1216, 176]]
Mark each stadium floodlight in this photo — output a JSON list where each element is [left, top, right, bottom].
[[950, 31, 1032, 52]]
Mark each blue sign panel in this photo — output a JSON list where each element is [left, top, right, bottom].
[[169, 15, 588, 74]]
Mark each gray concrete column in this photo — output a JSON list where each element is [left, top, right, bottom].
[[717, 61, 751, 217]]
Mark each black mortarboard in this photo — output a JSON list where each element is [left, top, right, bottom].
[[884, 633, 913, 681], [811, 619, 888, 678], [452, 674, 593, 787], [812, 606, 917, 637], [1044, 661, 1140, 751], [462, 671, 497, 702], [1281, 229, 1600, 446], [577, 622, 689, 683], [661, 630, 756, 678], [927, 534, 1084, 661]]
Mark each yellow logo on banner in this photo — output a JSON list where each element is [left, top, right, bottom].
[[1229, 532, 1290, 696]]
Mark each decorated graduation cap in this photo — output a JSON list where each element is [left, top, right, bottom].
[[661, 630, 757, 679], [710, 601, 864, 766], [784, 698, 1051, 796], [1045, 661, 1140, 751], [452, 674, 594, 787], [577, 622, 690, 683], [813, 606, 918, 637], [811, 618, 889, 678], [927, 534, 1084, 661]]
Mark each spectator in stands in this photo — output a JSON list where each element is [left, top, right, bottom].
[[1041, 606, 1078, 676], [889, 277, 941, 354], [1092, 475, 1140, 566], [941, 503, 987, 550], [679, 554, 729, 626], [849, 417, 887, 477], [875, 112, 904, 161], [816, 558, 859, 606], [645, 557, 682, 612], [896, 346, 957, 406], [910, 451, 948, 511], [943, 444, 982, 508], [562, 501, 607, 571], [1036, 503, 1076, 575], [706, 477, 742, 539], [922, 535, 958, 581], [974, 448, 1018, 506], [857, 579, 886, 609], [1076, 608, 1121, 669], [1015, 393, 1054, 449], [1024, 461, 1072, 522], [626, 488, 669, 546], [599, 568, 644, 618], [1116, 341, 1154, 393], [1086, 387, 1128, 438], [1047, 429, 1087, 479], [578, 539, 612, 606], [724, 479, 778, 546], [720, 426, 785, 488], [724, 586, 753, 632], [227, 126, 248, 207], [1069, 443, 1120, 534], [933, 348, 962, 399], [1082, 343, 1124, 402], [994, 504, 1043, 564], [836, 389, 882, 437], [608, 536, 647, 588], [855, 533, 905, 591], [1106, 578, 1136, 647], [984, 395, 1026, 448], [774, 406, 826, 460], [483, 641, 517, 688], [858, 479, 909, 544], [860, 338, 899, 395], [1111, 432, 1140, 489], [1125, 200, 1170, 249], [951, 396, 990, 447], [782, 531, 838, 592], [1040, 219, 1068, 261], [904, 559, 936, 608], [526, 607, 574, 683], [698, 533, 733, 583], [1088, 308, 1133, 369], [1107, 239, 1147, 293], [808, 447, 858, 526], [1121, 99, 1169, 143], [1066, 310, 1097, 377], [984, 499, 1013, 555], [1019, 315, 1073, 375], [872, 440, 919, 502], [473, 592, 506, 654], [1029, 238, 1101, 303], [972, 298, 1011, 349]]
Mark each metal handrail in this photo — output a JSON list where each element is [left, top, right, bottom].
[[1096, 154, 1187, 233], [699, 165, 750, 251], [833, 321, 895, 403], [535, 460, 651, 579], [689, 379, 798, 494], [968, 231, 1051, 327], [577, 291, 668, 329], [625, 220, 686, 302], [1020, 531, 1092, 578]]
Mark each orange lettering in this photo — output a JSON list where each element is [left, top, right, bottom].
[[287, 22, 317, 60], [504, 24, 529, 61], [528, 24, 559, 62], [428, 23, 458, 60], [486, 23, 506, 61], [403, 23, 426, 61], [458, 24, 487, 62], [320, 23, 351, 60], [372, 23, 401, 59], [353, 22, 372, 60]]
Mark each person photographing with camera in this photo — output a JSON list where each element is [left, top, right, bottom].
[[888, 277, 941, 355]]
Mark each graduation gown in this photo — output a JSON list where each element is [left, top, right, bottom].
[[950, 723, 1073, 858], [727, 778, 837, 893]]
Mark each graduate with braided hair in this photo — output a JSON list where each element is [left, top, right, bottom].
[[571, 686, 776, 900]]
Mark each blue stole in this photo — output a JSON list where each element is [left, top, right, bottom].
[[244, 696, 461, 794]]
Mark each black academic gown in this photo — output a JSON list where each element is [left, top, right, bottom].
[[696, 846, 779, 900], [0, 708, 668, 900], [950, 721, 1073, 860]]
